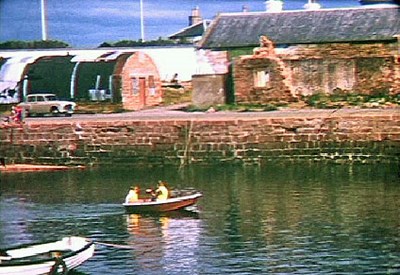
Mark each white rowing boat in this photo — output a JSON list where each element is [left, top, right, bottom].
[[0, 236, 94, 275]]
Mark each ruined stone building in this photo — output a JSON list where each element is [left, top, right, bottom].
[[198, 4, 400, 105]]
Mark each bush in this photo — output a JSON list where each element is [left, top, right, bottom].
[[98, 38, 186, 48], [0, 40, 70, 49]]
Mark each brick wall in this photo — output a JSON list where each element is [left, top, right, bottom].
[[1, 110, 399, 166], [121, 52, 162, 110]]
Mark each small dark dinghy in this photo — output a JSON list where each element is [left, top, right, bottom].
[[123, 193, 202, 213], [0, 236, 95, 275]]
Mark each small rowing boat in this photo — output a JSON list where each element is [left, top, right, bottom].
[[123, 193, 202, 213], [0, 236, 94, 275]]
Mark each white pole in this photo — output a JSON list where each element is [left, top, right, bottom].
[[109, 75, 114, 102], [70, 62, 80, 99], [95, 75, 101, 90], [23, 75, 29, 100], [140, 0, 145, 42], [40, 0, 48, 40]]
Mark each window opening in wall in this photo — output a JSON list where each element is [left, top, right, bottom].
[[132, 77, 139, 96], [148, 75, 156, 96], [254, 69, 270, 87]]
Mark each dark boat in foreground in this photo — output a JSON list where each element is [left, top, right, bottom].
[[0, 236, 94, 275], [123, 193, 202, 213]]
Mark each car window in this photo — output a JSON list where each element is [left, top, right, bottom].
[[27, 96, 36, 102], [37, 96, 45, 102], [45, 95, 57, 101]]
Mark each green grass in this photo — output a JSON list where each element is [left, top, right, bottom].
[[304, 93, 399, 109]]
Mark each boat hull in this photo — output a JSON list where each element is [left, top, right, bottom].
[[123, 193, 202, 213], [0, 236, 94, 275]]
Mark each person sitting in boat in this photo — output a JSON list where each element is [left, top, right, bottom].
[[125, 186, 140, 203], [155, 181, 169, 201]]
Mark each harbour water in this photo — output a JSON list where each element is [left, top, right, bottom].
[[0, 162, 399, 274]]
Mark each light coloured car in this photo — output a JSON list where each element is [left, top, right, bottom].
[[18, 93, 76, 117]]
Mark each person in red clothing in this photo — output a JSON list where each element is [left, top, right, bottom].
[[3, 106, 23, 124], [11, 106, 24, 123]]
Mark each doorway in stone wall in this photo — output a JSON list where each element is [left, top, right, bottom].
[[139, 77, 146, 108]]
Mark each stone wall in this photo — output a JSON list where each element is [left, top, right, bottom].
[[192, 74, 228, 107], [1, 110, 399, 166], [234, 56, 297, 104], [234, 40, 400, 104], [192, 50, 230, 107]]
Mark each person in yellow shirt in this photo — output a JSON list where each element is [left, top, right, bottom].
[[155, 181, 169, 201], [125, 186, 140, 203]]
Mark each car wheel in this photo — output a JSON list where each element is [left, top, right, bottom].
[[50, 106, 60, 115]]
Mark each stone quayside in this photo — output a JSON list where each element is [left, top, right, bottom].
[[1, 108, 399, 166]]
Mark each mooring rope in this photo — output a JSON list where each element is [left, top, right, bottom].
[[93, 241, 157, 255], [90, 240, 135, 250], [180, 119, 193, 169]]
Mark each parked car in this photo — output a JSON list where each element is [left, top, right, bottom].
[[17, 93, 76, 117]]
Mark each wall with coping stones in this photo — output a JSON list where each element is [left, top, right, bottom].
[[1, 111, 399, 166]]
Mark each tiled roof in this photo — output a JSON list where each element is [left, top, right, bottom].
[[199, 6, 400, 49]]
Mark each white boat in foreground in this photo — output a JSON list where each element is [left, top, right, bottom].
[[0, 236, 95, 275]]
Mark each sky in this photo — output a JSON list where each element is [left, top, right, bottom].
[[0, 0, 362, 48]]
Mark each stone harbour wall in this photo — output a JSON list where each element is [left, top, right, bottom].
[[1, 109, 399, 166]]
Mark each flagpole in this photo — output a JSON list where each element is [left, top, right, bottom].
[[40, 0, 48, 40], [140, 0, 145, 42]]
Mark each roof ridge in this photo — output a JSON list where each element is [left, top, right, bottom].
[[216, 5, 399, 17], [199, 6, 400, 49]]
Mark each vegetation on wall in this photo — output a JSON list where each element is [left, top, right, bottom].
[[183, 90, 399, 113], [304, 92, 400, 109], [229, 48, 255, 58]]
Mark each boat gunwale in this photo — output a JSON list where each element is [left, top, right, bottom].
[[0, 237, 94, 267], [122, 192, 202, 207]]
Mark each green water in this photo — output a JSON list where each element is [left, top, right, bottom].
[[1, 163, 399, 274]]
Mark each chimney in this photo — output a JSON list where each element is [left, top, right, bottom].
[[189, 6, 202, 26], [266, 0, 284, 12], [304, 0, 322, 10]]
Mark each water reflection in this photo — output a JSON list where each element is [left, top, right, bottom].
[[125, 211, 202, 274], [0, 163, 399, 274]]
